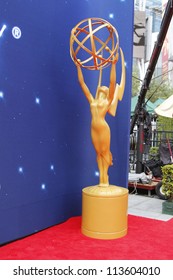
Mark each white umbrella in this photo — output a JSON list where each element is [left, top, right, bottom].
[[155, 95, 173, 118]]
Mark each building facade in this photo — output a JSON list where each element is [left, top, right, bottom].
[[134, 0, 173, 86]]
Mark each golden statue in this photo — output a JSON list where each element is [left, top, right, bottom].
[[70, 18, 126, 187], [70, 18, 128, 239]]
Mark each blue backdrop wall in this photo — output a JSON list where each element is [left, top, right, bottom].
[[0, 0, 134, 244]]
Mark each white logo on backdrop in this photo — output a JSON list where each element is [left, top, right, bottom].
[[12, 26, 22, 39], [0, 24, 7, 37]]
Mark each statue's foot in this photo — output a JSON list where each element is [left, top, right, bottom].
[[99, 183, 109, 187]]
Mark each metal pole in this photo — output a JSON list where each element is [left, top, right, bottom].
[[136, 110, 144, 173]]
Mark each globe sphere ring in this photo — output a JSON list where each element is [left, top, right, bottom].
[[70, 18, 119, 70]]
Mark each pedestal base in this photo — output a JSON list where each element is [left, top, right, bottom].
[[81, 185, 128, 239]]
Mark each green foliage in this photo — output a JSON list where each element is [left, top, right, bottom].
[[132, 67, 140, 97], [132, 69, 173, 101], [157, 116, 173, 134], [149, 147, 159, 160], [161, 165, 173, 200], [145, 80, 172, 103]]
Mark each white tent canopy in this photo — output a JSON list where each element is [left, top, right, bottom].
[[155, 95, 173, 118]]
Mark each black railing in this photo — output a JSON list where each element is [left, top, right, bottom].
[[129, 130, 173, 172]]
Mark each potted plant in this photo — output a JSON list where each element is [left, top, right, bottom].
[[161, 164, 173, 215]]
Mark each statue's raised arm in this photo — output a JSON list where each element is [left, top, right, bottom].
[[76, 62, 94, 104]]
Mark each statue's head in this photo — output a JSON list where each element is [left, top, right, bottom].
[[97, 86, 109, 100]]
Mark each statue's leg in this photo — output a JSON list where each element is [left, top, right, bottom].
[[101, 151, 112, 185], [102, 157, 109, 185], [97, 155, 104, 185], [97, 155, 109, 186]]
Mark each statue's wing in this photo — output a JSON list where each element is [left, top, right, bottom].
[[108, 48, 126, 117]]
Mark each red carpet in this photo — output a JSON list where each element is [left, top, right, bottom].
[[0, 215, 173, 260]]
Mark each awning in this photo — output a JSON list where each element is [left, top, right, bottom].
[[155, 95, 173, 118]]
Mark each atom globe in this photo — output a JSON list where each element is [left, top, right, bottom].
[[70, 18, 119, 70]]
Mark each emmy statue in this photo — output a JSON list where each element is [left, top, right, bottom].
[[70, 18, 128, 239]]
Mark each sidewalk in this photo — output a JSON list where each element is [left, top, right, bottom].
[[128, 193, 172, 221]]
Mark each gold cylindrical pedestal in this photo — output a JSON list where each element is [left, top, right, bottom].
[[81, 185, 128, 239]]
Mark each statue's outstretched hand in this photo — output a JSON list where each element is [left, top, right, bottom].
[[74, 59, 81, 67], [112, 52, 119, 64]]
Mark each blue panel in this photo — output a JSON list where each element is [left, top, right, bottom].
[[0, 0, 134, 244]]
